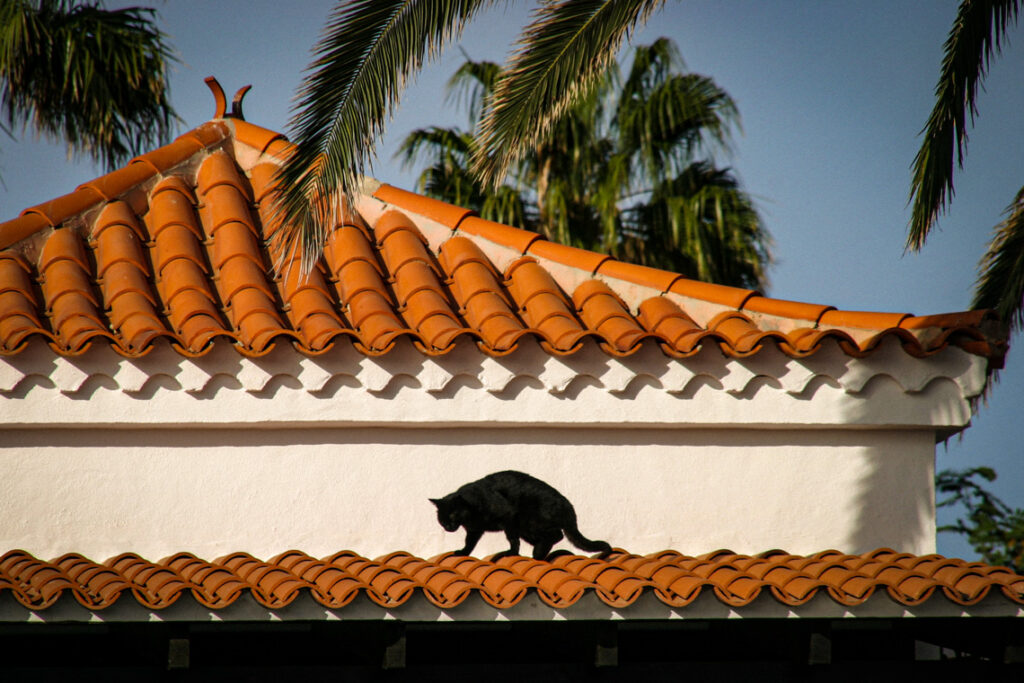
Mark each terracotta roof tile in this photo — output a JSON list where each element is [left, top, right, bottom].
[[0, 112, 1005, 366], [507, 257, 589, 353], [2, 548, 1019, 613], [526, 238, 612, 274], [457, 216, 542, 254], [373, 183, 473, 229], [596, 259, 682, 294]]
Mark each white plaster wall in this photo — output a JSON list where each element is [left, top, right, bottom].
[[0, 426, 936, 561]]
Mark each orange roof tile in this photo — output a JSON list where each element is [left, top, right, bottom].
[[0, 87, 1007, 366], [1, 548, 1020, 613]]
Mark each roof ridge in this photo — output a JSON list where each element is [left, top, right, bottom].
[[0, 120, 231, 251], [363, 182, 1005, 358]]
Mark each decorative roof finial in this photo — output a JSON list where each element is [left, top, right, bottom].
[[204, 76, 227, 119], [231, 85, 252, 121]]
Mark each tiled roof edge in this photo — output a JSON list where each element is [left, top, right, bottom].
[[0, 121, 231, 251], [1, 547, 1021, 614], [367, 182, 1006, 362]]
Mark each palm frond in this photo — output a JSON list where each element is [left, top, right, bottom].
[[444, 54, 501, 128], [471, 0, 666, 188], [274, 0, 496, 270], [616, 70, 737, 191], [908, 0, 1020, 250], [627, 161, 770, 288], [0, 0, 178, 170], [397, 125, 473, 171], [974, 184, 1024, 331]]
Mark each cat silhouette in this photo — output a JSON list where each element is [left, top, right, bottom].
[[430, 470, 612, 561]]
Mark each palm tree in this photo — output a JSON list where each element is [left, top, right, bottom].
[[274, 0, 669, 269], [909, 0, 1022, 330], [0, 0, 177, 172], [399, 40, 770, 289]]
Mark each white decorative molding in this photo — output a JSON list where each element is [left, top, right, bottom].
[[0, 335, 987, 431]]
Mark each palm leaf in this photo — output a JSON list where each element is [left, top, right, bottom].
[[396, 121, 528, 226], [908, 0, 1020, 250], [444, 54, 501, 128], [616, 70, 737, 192], [974, 184, 1024, 331], [628, 161, 770, 288], [274, 0, 495, 269], [471, 0, 666, 188], [0, 0, 177, 170]]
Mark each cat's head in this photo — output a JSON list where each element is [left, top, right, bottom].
[[429, 496, 463, 532]]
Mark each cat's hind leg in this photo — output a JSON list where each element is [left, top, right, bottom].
[[530, 529, 563, 561]]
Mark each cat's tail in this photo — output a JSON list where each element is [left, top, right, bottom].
[[564, 522, 613, 558]]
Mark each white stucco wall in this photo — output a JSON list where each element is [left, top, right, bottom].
[[0, 425, 935, 560]]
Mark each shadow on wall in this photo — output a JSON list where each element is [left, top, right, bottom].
[[845, 436, 935, 555]]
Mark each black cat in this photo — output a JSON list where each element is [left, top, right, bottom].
[[430, 470, 613, 561]]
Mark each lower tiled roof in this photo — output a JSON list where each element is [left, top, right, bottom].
[[3, 548, 1021, 613]]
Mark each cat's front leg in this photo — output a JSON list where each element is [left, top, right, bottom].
[[453, 527, 483, 556]]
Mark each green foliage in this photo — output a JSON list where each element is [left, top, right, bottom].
[[908, 0, 1019, 249], [937, 467, 1024, 573], [910, 0, 1024, 334], [274, 0, 497, 268], [399, 39, 770, 289], [974, 187, 1024, 329], [0, 0, 177, 170], [276, 0, 672, 271], [472, 0, 665, 187]]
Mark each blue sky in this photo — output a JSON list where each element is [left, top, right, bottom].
[[2, 1, 1022, 559]]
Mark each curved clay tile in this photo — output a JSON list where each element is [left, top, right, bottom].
[[636, 296, 708, 356], [106, 553, 190, 610], [706, 311, 789, 357], [373, 184, 472, 229], [376, 216, 469, 352], [440, 237, 524, 351], [54, 553, 131, 608], [527, 239, 612, 274], [264, 222, 348, 353], [147, 185, 231, 354], [669, 278, 758, 310], [573, 280, 656, 354], [505, 257, 589, 353], [92, 207, 167, 355], [596, 259, 682, 293], [273, 550, 369, 609], [743, 295, 834, 325], [77, 162, 155, 203], [0, 212, 50, 251], [39, 230, 111, 353], [194, 154, 289, 353], [457, 216, 541, 255], [0, 252, 47, 353]]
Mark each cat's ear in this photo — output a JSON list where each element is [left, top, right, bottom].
[[429, 498, 441, 508]]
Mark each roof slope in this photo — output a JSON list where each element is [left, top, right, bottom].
[[0, 83, 1006, 367], [2, 547, 1021, 615]]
